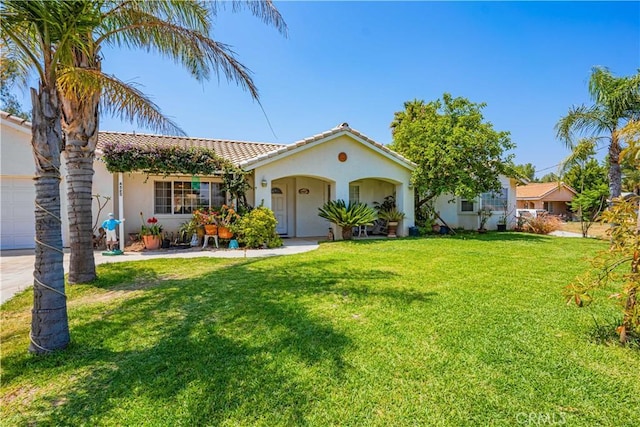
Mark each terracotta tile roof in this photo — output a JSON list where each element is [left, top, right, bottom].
[[1, 110, 31, 129], [239, 123, 416, 170], [96, 123, 416, 170], [516, 182, 577, 199], [97, 132, 286, 165]]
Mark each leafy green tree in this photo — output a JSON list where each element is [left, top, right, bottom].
[[556, 67, 640, 199], [389, 94, 515, 210], [560, 139, 608, 237], [0, 57, 30, 119], [539, 172, 560, 183], [513, 163, 536, 182], [4, 0, 286, 284], [563, 158, 608, 196]]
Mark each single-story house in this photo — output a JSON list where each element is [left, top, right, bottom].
[[1, 110, 519, 249], [433, 175, 519, 230], [1, 114, 418, 248], [516, 182, 577, 217]]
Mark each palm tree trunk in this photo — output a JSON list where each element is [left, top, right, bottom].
[[608, 134, 623, 198], [61, 53, 101, 284], [29, 85, 70, 354], [64, 145, 97, 283]]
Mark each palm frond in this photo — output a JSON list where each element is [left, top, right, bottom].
[[555, 104, 611, 147], [558, 138, 597, 175], [57, 67, 184, 136], [99, 6, 259, 98]]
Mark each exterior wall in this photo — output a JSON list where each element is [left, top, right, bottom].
[[120, 173, 224, 237], [1, 118, 117, 248], [295, 176, 329, 237], [252, 134, 415, 237], [434, 176, 518, 230], [1, 120, 37, 249]]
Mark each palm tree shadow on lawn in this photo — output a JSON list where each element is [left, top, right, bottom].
[[6, 258, 437, 425]]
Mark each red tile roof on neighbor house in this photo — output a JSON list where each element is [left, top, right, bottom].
[[516, 182, 577, 200]]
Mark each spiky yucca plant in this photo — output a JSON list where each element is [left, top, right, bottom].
[[318, 200, 378, 240]]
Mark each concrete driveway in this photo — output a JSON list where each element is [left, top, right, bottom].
[[0, 238, 319, 304]]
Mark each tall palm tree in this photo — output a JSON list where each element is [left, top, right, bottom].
[[1, 0, 286, 352], [556, 66, 640, 199], [59, 0, 286, 283], [44, 0, 286, 284], [0, 0, 99, 353]]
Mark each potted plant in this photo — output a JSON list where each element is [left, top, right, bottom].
[[496, 215, 507, 232], [318, 200, 378, 240], [477, 208, 492, 233], [378, 208, 406, 237], [216, 204, 240, 239], [140, 212, 163, 249], [496, 201, 510, 232], [193, 208, 218, 236]]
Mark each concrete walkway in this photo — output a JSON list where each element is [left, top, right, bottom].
[[0, 238, 320, 304]]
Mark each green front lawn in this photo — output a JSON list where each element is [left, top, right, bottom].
[[2, 234, 638, 426]]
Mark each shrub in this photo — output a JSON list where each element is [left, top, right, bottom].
[[234, 207, 282, 249], [521, 213, 562, 235], [318, 200, 378, 240]]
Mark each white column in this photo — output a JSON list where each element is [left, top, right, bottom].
[[335, 180, 350, 203], [118, 172, 125, 250]]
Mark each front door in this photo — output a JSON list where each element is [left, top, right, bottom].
[[271, 186, 287, 235]]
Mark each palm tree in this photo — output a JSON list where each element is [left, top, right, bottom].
[[13, 0, 287, 284], [1, 0, 286, 352], [60, 0, 286, 283], [556, 66, 640, 199], [0, 0, 99, 353]]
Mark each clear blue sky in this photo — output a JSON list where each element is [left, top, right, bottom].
[[16, 1, 640, 177]]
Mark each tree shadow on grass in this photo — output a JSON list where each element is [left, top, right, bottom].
[[3, 256, 436, 425]]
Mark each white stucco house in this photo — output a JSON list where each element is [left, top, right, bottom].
[[433, 175, 519, 231], [1, 114, 417, 248], [1, 110, 518, 250]]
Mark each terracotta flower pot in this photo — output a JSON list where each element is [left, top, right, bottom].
[[218, 226, 233, 239], [387, 221, 398, 238], [142, 234, 162, 250], [204, 224, 218, 235]]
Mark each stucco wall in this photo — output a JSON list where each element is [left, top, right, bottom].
[[251, 133, 415, 236], [119, 173, 224, 237], [434, 176, 518, 230]]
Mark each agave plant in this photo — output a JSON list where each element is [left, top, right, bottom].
[[378, 207, 406, 223], [318, 200, 378, 240]]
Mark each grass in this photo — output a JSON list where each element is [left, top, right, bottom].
[[1, 233, 639, 426]]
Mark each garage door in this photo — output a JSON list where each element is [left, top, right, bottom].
[[1, 177, 35, 249]]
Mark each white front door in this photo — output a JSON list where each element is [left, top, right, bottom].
[[271, 187, 287, 235]]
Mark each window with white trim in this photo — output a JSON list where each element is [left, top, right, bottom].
[[349, 185, 360, 204], [481, 188, 508, 211], [154, 180, 226, 215], [460, 199, 475, 213]]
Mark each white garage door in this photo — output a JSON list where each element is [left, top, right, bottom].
[[1, 177, 35, 249]]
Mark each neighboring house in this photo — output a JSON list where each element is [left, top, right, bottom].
[[1, 115, 417, 248], [516, 182, 577, 217], [433, 175, 519, 230]]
